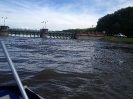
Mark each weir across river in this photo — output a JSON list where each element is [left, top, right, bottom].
[[0, 26, 104, 39], [0, 26, 76, 39], [9, 28, 76, 39]]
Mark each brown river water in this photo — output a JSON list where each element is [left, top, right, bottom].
[[0, 36, 133, 99]]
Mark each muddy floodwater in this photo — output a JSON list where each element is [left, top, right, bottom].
[[0, 36, 133, 99]]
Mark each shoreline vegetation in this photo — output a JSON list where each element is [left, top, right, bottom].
[[100, 36, 133, 43], [96, 7, 133, 38], [63, 7, 133, 40]]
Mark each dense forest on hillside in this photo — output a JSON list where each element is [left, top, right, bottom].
[[96, 7, 133, 37]]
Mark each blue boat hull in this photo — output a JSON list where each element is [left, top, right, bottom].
[[0, 86, 43, 99]]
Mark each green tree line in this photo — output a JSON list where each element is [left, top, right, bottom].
[[63, 27, 96, 32], [96, 6, 133, 37]]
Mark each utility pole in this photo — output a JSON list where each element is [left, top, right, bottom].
[[41, 21, 48, 29], [2, 17, 7, 26]]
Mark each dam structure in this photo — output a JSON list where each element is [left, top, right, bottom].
[[0, 26, 75, 39], [0, 26, 104, 39]]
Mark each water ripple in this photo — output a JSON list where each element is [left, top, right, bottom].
[[0, 37, 133, 99]]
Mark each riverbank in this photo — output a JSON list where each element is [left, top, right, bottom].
[[100, 36, 133, 43]]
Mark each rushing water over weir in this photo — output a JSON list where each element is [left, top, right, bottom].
[[0, 36, 133, 99]]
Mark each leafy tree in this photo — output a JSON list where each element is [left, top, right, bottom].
[[96, 6, 133, 37]]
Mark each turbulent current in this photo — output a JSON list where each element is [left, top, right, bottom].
[[0, 36, 133, 99]]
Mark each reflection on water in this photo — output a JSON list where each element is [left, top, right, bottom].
[[0, 36, 133, 99]]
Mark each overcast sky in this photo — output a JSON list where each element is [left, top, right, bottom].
[[0, 0, 133, 30]]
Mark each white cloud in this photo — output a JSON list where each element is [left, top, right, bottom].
[[0, 0, 132, 30]]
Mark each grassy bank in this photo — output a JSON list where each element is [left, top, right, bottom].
[[100, 36, 133, 43]]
